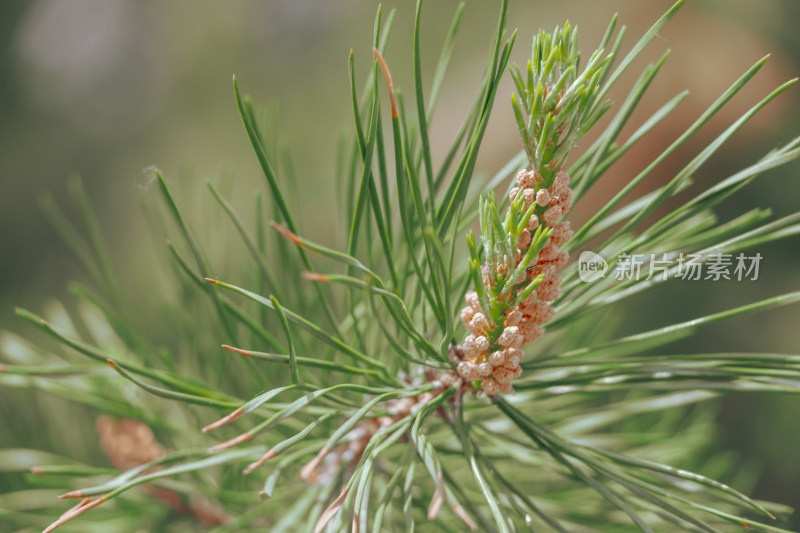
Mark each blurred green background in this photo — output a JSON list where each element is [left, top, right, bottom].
[[1, 0, 798, 521]]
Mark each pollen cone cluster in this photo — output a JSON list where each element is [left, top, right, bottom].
[[96, 415, 165, 470], [95, 416, 228, 525], [300, 378, 443, 484], [457, 169, 574, 395]]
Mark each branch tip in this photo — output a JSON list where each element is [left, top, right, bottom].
[[208, 432, 253, 453], [44, 496, 106, 533], [202, 407, 244, 433], [427, 471, 444, 520], [314, 487, 350, 533], [222, 344, 250, 357], [269, 221, 305, 247], [300, 446, 330, 481], [372, 48, 398, 117], [302, 271, 328, 282], [243, 448, 277, 475]]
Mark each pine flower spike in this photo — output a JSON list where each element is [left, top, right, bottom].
[[456, 21, 585, 394]]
